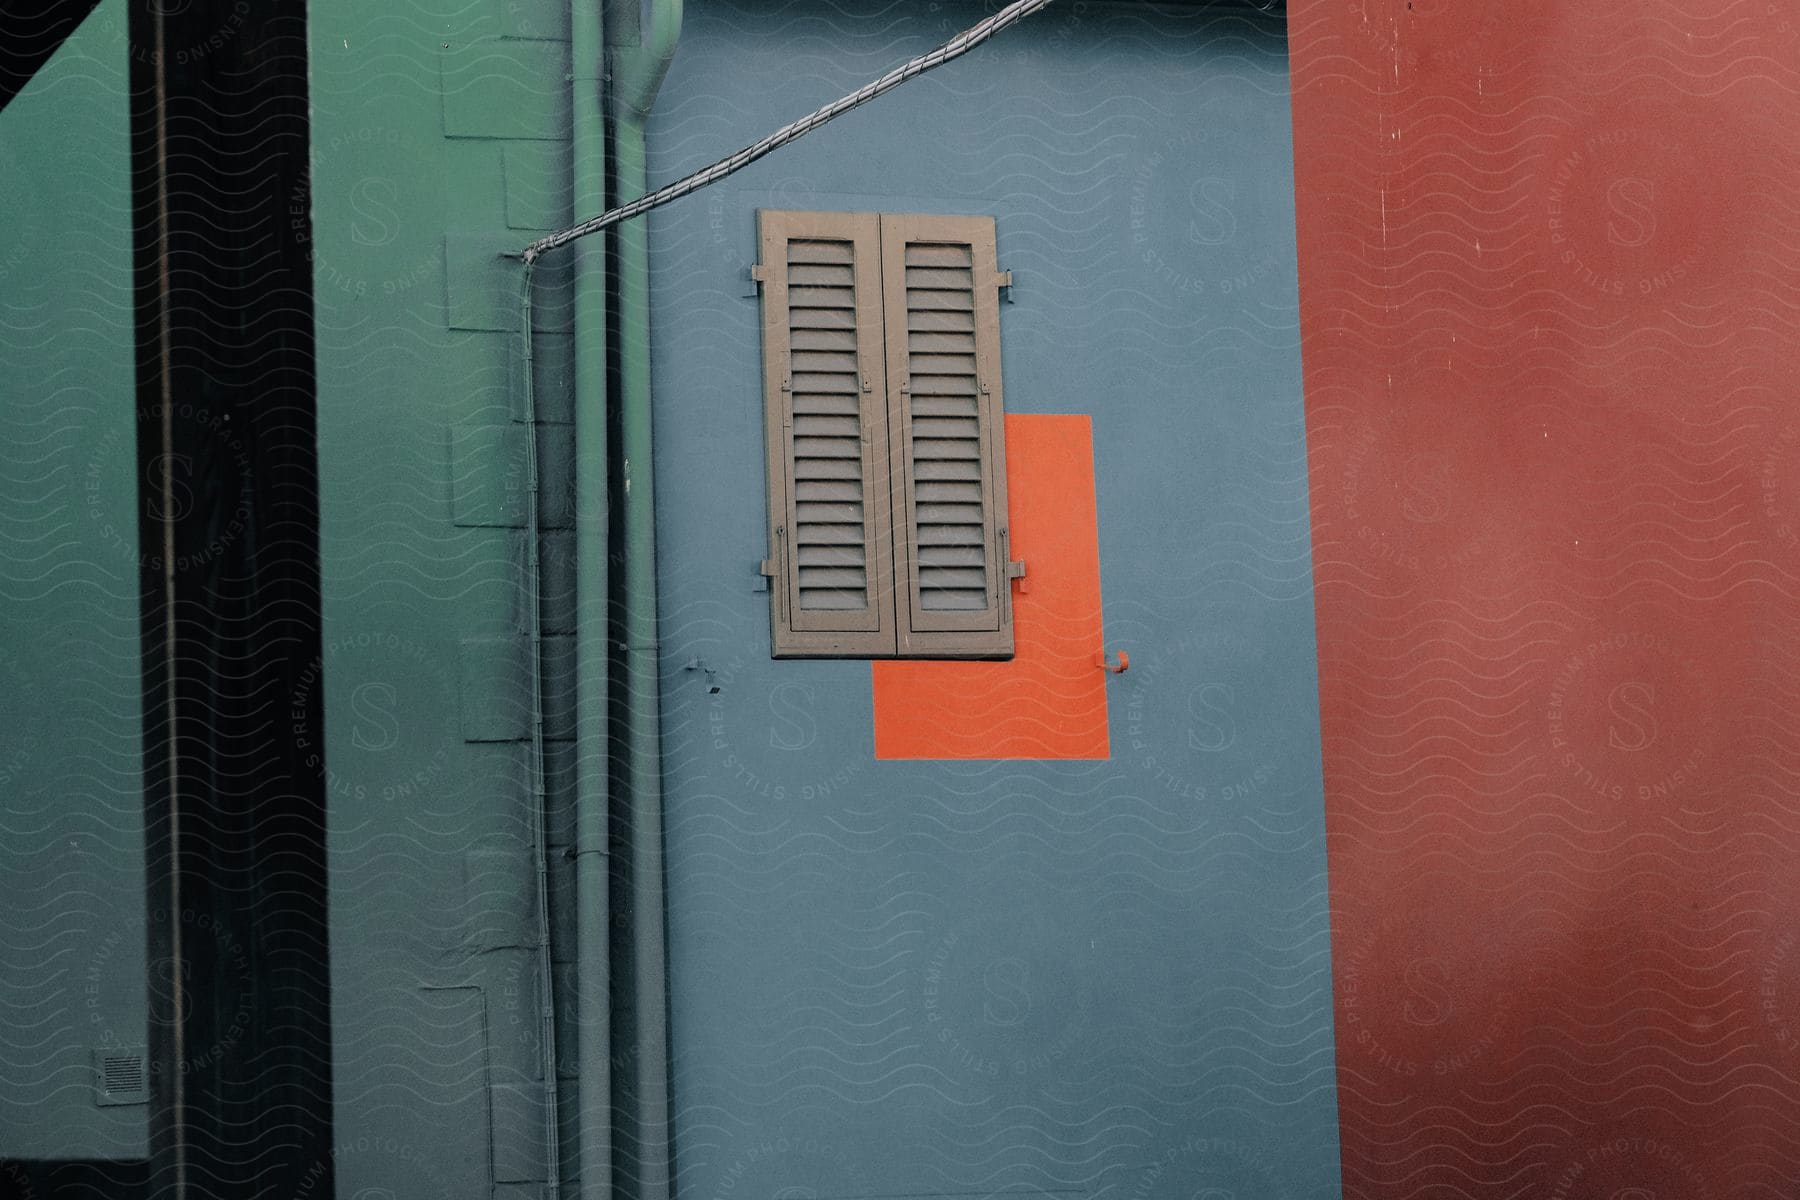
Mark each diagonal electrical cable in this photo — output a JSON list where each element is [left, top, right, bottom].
[[520, 0, 1057, 264]]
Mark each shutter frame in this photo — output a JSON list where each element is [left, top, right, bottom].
[[758, 210, 898, 657], [880, 213, 1016, 659]]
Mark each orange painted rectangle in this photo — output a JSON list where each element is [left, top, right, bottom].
[[872, 413, 1108, 760]]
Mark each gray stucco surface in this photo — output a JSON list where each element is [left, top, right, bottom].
[[648, 5, 1342, 1200]]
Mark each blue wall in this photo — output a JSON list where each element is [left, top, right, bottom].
[[649, 4, 1341, 1199]]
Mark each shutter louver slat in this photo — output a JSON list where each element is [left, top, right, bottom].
[[915, 523, 985, 544], [791, 350, 860, 372], [915, 503, 984, 524], [792, 457, 861, 479], [795, 524, 865, 545], [905, 289, 975, 312], [798, 481, 863, 502], [796, 501, 864, 524], [790, 308, 855, 330], [912, 440, 982, 460], [787, 263, 852, 285], [800, 567, 868, 588], [790, 286, 857, 309], [907, 397, 979, 420], [797, 589, 867, 610], [904, 266, 974, 289], [908, 376, 979, 396], [925, 593, 990, 611], [913, 481, 982, 503], [912, 416, 981, 438], [906, 332, 976, 354], [907, 310, 976, 333], [791, 378, 859, 392], [909, 354, 977, 376], [791, 436, 860, 457], [797, 544, 864, 565], [787, 239, 854, 264], [792, 415, 862, 438], [904, 244, 974, 267], [912, 459, 982, 481], [792, 397, 861, 417], [791, 328, 856, 351]]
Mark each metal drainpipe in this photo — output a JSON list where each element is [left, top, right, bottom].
[[569, 0, 614, 1197], [608, 3, 681, 1200]]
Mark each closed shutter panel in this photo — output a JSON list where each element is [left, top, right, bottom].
[[757, 211, 897, 657], [880, 214, 1016, 658]]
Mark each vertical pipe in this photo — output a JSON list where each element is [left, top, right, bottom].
[[612, 113, 673, 1200], [519, 262, 564, 1200], [609, 115, 668, 1200], [570, 1, 614, 1197], [607, 6, 681, 1199]]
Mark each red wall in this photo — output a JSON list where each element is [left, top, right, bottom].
[[1289, 1, 1800, 1195]]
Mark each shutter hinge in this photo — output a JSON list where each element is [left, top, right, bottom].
[[749, 263, 771, 283], [1000, 531, 1026, 627], [759, 528, 784, 594], [996, 269, 1014, 303]]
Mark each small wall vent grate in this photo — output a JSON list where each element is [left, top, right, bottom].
[[90, 1046, 149, 1106]]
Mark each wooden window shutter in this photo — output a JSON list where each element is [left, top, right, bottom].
[[879, 214, 1018, 658], [757, 210, 898, 657]]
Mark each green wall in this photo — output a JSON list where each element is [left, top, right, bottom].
[[0, 0, 148, 1163], [306, 0, 582, 1194]]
